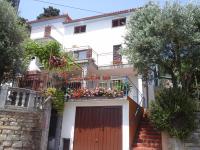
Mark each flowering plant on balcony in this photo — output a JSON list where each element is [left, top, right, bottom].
[[49, 56, 67, 68], [68, 87, 124, 99]]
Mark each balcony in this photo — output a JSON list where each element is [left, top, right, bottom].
[[65, 46, 133, 72], [66, 46, 98, 64], [65, 46, 136, 78], [65, 76, 145, 106]]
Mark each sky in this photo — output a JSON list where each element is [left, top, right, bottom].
[[18, 0, 190, 21]]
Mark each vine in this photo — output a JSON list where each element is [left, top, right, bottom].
[[44, 88, 65, 113]]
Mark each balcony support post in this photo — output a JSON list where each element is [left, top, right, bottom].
[[82, 64, 87, 88]]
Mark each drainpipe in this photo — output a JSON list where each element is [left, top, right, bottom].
[[146, 79, 149, 108]]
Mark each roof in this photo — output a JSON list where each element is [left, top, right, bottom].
[[28, 14, 72, 24], [63, 8, 136, 24], [28, 8, 136, 25]]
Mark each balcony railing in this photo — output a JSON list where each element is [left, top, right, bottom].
[[66, 46, 98, 63], [65, 46, 130, 68], [0, 86, 44, 110], [65, 76, 146, 107]]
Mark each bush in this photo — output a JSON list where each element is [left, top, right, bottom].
[[44, 88, 65, 113], [149, 88, 196, 139]]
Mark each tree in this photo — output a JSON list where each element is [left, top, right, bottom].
[[37, 6, 60, 19], [23, 39, 75, 72], [23, 40, 61, 69], [124, 1, 200, 139], [6, 0, 20, 9], [18, 17, 31, 33], [0, 0, 28, 84], [124, 2, 200, 94]]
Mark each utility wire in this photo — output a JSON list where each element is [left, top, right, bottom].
[[33, 0, 105, 14]]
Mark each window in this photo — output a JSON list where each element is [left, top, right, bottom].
[[112, 18, 126, 27], [99, 82, 107, 89], [44, 26, 51, 37], [74, 50, 87, 60], [63, 138, 70, 150], [111, 80, 123, 90], [74, 25, 86, 34], [113, 45, 122, 64]]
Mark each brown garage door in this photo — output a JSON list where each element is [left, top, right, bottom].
[[73, 106, 122, 150]]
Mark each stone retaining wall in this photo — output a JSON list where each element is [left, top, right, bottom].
[[184, 112, 200, 150], [0, 110, 43, 150], [162, 112, 200, 150]]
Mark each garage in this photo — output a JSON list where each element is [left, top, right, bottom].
[[73, 106, 122, 150]]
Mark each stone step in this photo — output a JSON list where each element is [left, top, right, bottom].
[[139, 131, 161, 136], [132, 148, 161, 150], [133, 116, 162, 150], [138, 134, 161, 140], [133, 143, 161, 148], [137, 138, 161, 144]]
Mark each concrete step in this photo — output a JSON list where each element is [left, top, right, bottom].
[[139, 131, 161, 136], [132, 146, 161, 150], [133, 143, 161, 148], [137, 138, 161, 144]]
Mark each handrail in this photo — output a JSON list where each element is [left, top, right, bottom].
[[126, 76, 146, 108]]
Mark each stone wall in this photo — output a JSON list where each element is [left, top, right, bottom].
[[184, 112, 200, 150], [0, 110, 43, 150], [162, 112, 200, 150]]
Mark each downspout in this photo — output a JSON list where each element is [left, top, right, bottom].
[[146, 79, 149, 108]]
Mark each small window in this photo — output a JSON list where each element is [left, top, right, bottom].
[[111, 80, 123, 90], [112, 18, 126, 27], [44, 26, 51, 37], [63, 138, 70, 150], [99, 82, 107, 89], [74, 50, 87, 60], [74, 25, 86, 34]]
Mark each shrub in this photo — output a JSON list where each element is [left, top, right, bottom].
[[149, 88, 196, 139], [44, 88, 65, 113]]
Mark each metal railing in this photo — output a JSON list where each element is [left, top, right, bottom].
[[65, 46, 131, 68], [65, 75, 146, 106], [126, 77, 146, 107]]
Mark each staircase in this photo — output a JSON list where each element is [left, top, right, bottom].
[[133, 116, 162, 150]]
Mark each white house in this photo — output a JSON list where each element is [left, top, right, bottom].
[[29, 9, 155, 150]]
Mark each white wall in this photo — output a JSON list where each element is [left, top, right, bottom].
[[63, 15, 130, 66], [60, 99, 130, 150], [30, 13, 132, 66], [30, 18, 66, 45]]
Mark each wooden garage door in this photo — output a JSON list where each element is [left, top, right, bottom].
[[73, 106, 122, 150]]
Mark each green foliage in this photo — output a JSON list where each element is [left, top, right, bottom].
[[37, 6, 60, 19], [44, 88, 65, 113], [150, 88, 196, 139], [18, 17, 31, 33], [23, 40, 61, 69], [6, 0, 18, 8], [0, 0, 28, 84], [124, 2, 200, 91], [23, 39, 75, 74]]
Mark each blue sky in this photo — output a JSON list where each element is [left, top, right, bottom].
[[19, 0, 189, 21]]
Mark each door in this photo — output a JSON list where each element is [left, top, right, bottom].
[[73, 106, 122, 150]]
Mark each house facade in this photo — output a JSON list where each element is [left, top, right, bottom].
[[29, 9, 155, 150]]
